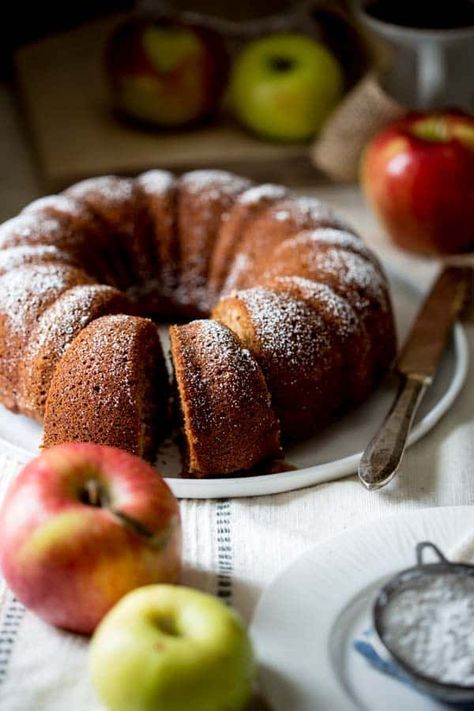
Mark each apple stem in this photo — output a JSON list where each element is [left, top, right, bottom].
[[79, 479, 174, 549], [111, 509, 155, 539], [110, 509, 174, 551], [80, 479, 109, 508]]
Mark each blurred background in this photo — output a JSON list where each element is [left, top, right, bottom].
[[0, 1, 389, 192], [1, 0, 473, 253]]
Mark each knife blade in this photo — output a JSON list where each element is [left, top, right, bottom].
[[358, 265, 472, 491]]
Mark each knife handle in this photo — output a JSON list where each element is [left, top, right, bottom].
[[358, 376, 429, 490]]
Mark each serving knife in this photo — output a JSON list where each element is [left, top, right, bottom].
[[358, 265, 472, 491]]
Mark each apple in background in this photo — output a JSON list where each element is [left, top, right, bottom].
[[361, 112, 474, 254], [90, 584, 255, 711], [0, 443, 181, 635], [229, 33, 344, 142], [106, 18, 228, 127]]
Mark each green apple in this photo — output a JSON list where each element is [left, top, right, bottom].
[[90, 584, 255, 711], [229, 33, 343, 142]]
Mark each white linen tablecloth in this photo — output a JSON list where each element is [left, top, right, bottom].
[[0, 86, 473, 709]]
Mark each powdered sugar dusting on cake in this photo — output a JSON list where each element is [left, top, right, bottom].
[[222, 252, 251, 295], [180, 170, 251, 201], [238, 184, 287, 206], [233, 287, 332, 367], [0, 214, 65, 249], [271, 196, 349, 231], [136, 170, 175, 196], [174, 319, 274, 421], [177, 171, 252, 302], [311, 248, 387, 304], [67, 175, 134, 207], [296, 227, 371, 256], [23, 194, 86, 219], [265, 234, 388, 315], [59, 314, 146, 409], [20, 285, 130, 415], [0, 264, 90, 335], [26, 285, 123, 355], [267, 275, 361, 339], [0, 245, 74, 274]]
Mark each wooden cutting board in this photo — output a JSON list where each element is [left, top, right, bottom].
[[15, 15, 314, 190]]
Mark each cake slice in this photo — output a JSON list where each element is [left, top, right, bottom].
[[43, 315, 169, 461], [169, 319, 281, 477]]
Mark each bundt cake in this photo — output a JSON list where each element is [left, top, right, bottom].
[[170, 320, 281, 477], [0, 169, 397, 477], [43, 315, 169, 461]]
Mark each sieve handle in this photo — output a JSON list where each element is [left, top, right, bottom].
[[416, 541, 449, 567]]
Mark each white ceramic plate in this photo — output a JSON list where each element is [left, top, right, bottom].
[[0, 270, 468, 498], [250, 506, 474, 711]]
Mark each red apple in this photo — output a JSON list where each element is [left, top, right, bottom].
[[0, 443, 181, 634], [106, 17, 228, 128], [361, 112, 474, 254]]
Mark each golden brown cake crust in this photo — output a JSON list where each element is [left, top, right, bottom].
[[21, 195, 118, 284], [213, 287, 346, 439], [208, 183, 288, 296], [170, 320, 281, 477], [222, 196, 352, 294], [20, 285, 134, 420], [261, 228, 396, 378], [260, 275, 374, 405], [0, 263, 94, 412], [176, 170, 252, 314]]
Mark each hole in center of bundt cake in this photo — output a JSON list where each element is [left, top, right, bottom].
[[269, 56, 295, 72], [78, 479, 109, 508]]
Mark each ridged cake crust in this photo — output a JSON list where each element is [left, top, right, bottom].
[[261, 228, 396, 377], [134, 170, 178, 311], [0, 169, 397, 476], [213, 287, 344, 439], [170, 320, 281, 477], [20, 285, 134, 420], [208, 183, 288, 296], [43, 315, 169, 461], [222, 196, 351, 294], [176, 170, 251, 314], [21, 195, 117, 283], [0, 263, 93, 412], [65, 176, 139, 288], [260, 275, 373, 405]]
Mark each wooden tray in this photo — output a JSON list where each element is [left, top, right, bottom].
[[15, 15, 314, 190]]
